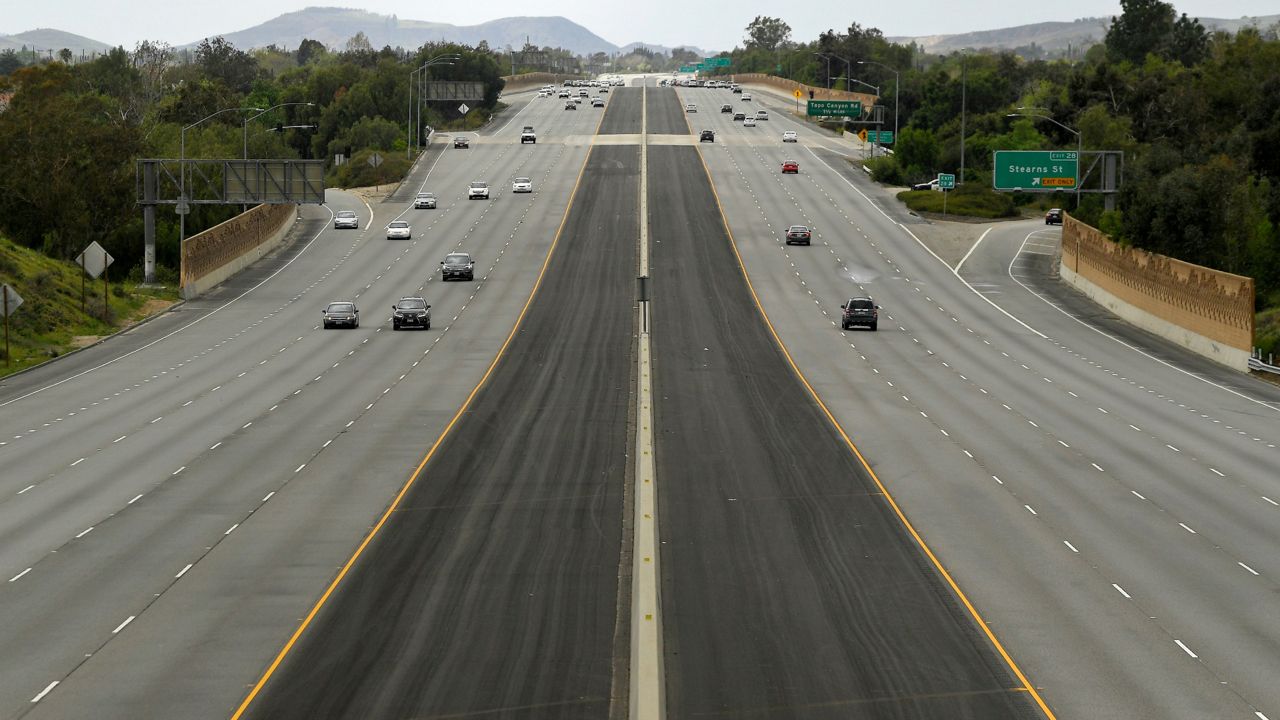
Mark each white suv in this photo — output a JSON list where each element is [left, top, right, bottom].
[[468, 181, 490, 200], [685, 103, 697, 113]]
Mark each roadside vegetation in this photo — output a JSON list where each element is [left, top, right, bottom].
[[0, 235, 179, 377], [0, 35, 508, 285], [719, 0, 1280, 323]]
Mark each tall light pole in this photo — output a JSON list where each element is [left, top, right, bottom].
[[826, 53, 853, 92], [858, 60, 899, 148], [178, 105, 262, 281], [959, 50, 970, 185], [408, 53, 460, 158], [812, 52, 832, 90], [1008, 108, 1083, 206]]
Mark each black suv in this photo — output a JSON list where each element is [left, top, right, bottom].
[[440, 252, 476, 281], [1045, 208, 1063, 225], [391, 297, 431, 330], [699, 129, 715, 142], [840, 297, 879, 331]]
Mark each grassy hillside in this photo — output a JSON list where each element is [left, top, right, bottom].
[[0, 236, 179, 378]]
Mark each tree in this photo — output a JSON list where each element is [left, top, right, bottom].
[[57, 48, 73, 64], [345, 32, 372, 54], [744, 16, 791, 53], [1107, 0, 1174, 63], [195, 37, 258, 94], [1169, 13, 1209, 66], [296, 38, 327, 66], [0, 49, 23, 76], [895, 127, 941, 177]]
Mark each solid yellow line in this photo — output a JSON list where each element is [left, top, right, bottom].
[[230, 106, 608, 720], [686, 133, 1058, 720]]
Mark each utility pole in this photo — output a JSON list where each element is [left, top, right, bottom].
[[959, 52, 967, 186]]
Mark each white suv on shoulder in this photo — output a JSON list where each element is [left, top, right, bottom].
[[468, 181, 490, 200]]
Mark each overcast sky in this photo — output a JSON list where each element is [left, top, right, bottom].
[[4, 0, 1277, 51]]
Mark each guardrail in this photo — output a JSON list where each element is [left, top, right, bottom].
[[1250, 349, 1280, 374]]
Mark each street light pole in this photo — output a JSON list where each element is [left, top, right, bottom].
[[812, 53, 832, 90], [1009, 108, 1083, 206], [827, 53, 853, 92], [859, 60, 899, 149], [408, 54, 460, 157], [960, 52, 967, 185]]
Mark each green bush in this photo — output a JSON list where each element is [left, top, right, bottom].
[[896, 185, 1018, 218], [1257, 308, 1280, 360], [865, 156, 907, 186], [328, 148, 412, 188]]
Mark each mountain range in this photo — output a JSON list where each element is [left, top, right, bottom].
[[890, 14, 1280, 54], [5, 7, 1279, 60]]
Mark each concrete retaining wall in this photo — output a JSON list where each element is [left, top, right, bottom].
[[1059, 215, 1254, 371], [180, 203, 296, 300], [723, 73, 877, 107], [501, 72, 583, 92]]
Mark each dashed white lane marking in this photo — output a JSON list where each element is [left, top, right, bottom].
[[1179, 522, 1197, 534], [225, 523, 239, 535], [9, 568, 32, 582], [112, 615, 135, 634], [1112, 583, 1131, 598], [1175, 639, 1198, 658], [31, 681, 58, 703], [1063, 540, 1079, 553], [75, 527, 94, 539], [1238, 562, 1260, 576]]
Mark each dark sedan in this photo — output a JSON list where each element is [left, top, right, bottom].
[[322, 301, 359, 329]]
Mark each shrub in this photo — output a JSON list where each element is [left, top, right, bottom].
[[896, 186, 1018, 218]]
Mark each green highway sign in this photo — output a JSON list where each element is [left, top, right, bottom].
[[993, 150, 1078, 191], [712, 57, 732, 67], [866, 130, 894, 144], [679, 65, 694, 72], [806, 100, 862, 117], [938, 173, 956, 190]]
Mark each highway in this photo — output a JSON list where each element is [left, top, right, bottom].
[[674, 81, 1280, 719], [0, 72, 1277, 720]]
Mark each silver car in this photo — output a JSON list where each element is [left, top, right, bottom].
[[468, 181, 490, 200], [334, 210, 359, 229], [386, 220, 411, 239], [512, 177, 532, 193], [413, 192, 436, 209]]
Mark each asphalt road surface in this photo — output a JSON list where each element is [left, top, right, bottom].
[[3, 74, 1279, 720]]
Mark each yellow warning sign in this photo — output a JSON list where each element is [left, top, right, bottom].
[[792, 88, 803, 99], [858, 128, 868, 142]]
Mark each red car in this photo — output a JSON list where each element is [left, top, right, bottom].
[[781, 160, 799, 174]]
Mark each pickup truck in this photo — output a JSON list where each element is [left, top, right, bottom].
[[521, 126, 536, 144]]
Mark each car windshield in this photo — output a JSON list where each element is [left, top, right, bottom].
[[398, 299, 426, 310], [389, 221, 408, 228], [850, 299, 874, 310], [445, 255, 470, 264], [515, 178, 530, 184], [789, 226, 808, 232], [326, 303, 353, 312], [336, 211, 356, 218], [471, 182, 486, 189]]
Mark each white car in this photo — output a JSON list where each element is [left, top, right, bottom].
[[512, 177, 532, 193], [386, 220, 411, 239], [782, 130, 798, 143], [685, 103, 697, 113], [743, 117, 757, 127], [413, 192, 437, 209], [756, 110, 769, 121], [468, 181, 490, 200], [334, 210, 359, 229], [741, 93, 752, 102]]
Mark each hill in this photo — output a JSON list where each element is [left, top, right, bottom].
[[182, 7, 622, 56], [890, 14, 1280, 55], [0, 28, 113, 55], [0, 235, 177, 378]]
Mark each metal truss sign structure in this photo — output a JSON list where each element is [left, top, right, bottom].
[[136, 159, 326, 207], [422, 81, 485, 102]]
